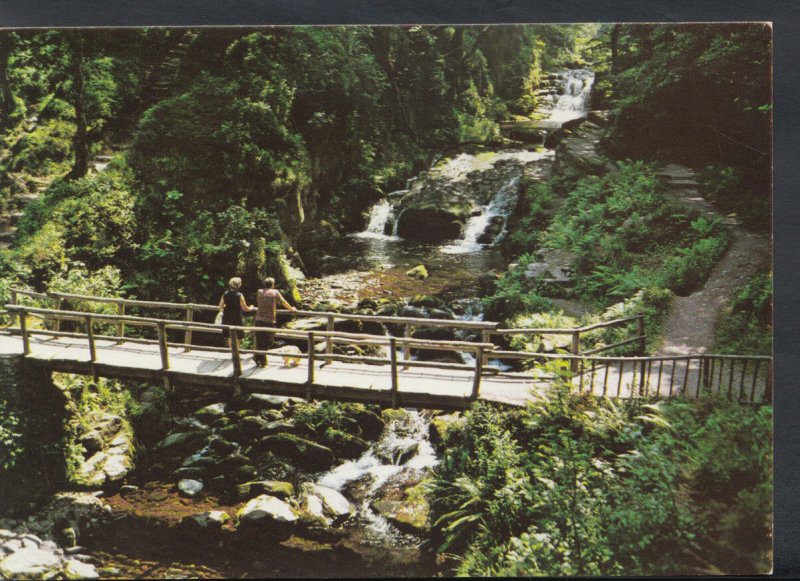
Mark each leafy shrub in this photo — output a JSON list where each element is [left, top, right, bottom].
[[715, 270, 772, 355], [0, 398, 23, 471], [428, 385, 772, 576]]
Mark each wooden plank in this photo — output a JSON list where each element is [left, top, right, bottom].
[[738, 359, 748, 401], [750, 359, 761, 402]]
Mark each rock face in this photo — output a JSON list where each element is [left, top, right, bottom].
[[0, 529, 99, 580], [393, 149, 547, 243]]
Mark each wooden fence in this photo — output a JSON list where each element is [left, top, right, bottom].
[[5, 288, 770, 404]]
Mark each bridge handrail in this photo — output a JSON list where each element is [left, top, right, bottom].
[[18, 288, 496, 329], [6, 303, 495, 403]]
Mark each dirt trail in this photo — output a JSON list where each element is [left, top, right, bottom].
[[656, 164, 770, 355]]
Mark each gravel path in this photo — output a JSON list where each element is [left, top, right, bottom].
[[656, 164, 770, 355]]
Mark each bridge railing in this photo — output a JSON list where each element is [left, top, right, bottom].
[[488, 349, 772, 403], [5, 304, 497, 405], [9, 287, 649, 375], [8, 287, 498, 371], [488, 314, 646, 369]]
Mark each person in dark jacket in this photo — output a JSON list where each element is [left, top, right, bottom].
[[217, 277, 256, 349]]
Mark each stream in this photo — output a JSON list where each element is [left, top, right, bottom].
[[7, 68, 595, 579]]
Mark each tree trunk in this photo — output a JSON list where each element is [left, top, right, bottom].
[[69, 32, 89, 179], [0, 33, 14, 125], [610, 24, 621, 74]]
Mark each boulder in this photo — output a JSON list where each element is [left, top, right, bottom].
[[409, 295, 442, 309], [194, 403, 226, 424], [347, 407, 385, 441], [256, 435, 334, 472], [0, 547, 61, 579], [370, 497, 430, 535], [177, 479, 204, 498], [248, 394, 303, 410], [300, 484, 353, 525], [396, 209, 465, 242], [155, 430, 208, 454], [405, 264, 429, 280], [64, 558, 100, 580], [181, 511, 231, 530], [237, 480, 295, 501], [236, 495, 298, 539]]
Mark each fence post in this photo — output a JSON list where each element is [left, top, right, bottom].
[[157, 321, 169, 371], [116, 302, 125, 338], [19, 307, 29, 355], [229, 327, 242, 377], [403, 324, 412, 370], [481, 330, 491, 367], [638, 359, 647, 396], [471, 346, 484, 400], [54, 298, 64, 332], [765, 359, 772, 403], [85, 315, 96, 362], [307, 332, 316, 386], [325, 315, 335, 361], [8, 289, 17, 326], [570, 331, 580, 372], [390, 337, 399, 408], [637, 315, 646, 354], [184, 306, 193, 347]]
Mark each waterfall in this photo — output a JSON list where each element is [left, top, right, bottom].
[[543, 69, 595, 124], [441, 176, 521, 255], [317, 410, 438, 545], [355, 199, 400, 240]]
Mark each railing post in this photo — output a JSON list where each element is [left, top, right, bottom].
[[403, 324, 412, 370], [637, 315, 646, 354], [19, 307, 29, 355], [325, 315, 335, 361], [307, 332, 316, 386], [184, 306, 193, 347], [481, 330, 491, 367], [116, 302, 125, 338], [54, 298, 64, 332], [8, 289, 18, 326], [85, 314, 97, 363], [229, 327, 241, 377], [570, 331, 580, 372], [765, 359, 772, 403], [157, 321, 169, 370], [471, 346, 484, 400], [389, 337, 399, 408]]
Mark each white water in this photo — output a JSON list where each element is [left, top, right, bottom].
[[355, 198, 400, 241], [317, 410, 438, 545], [542, 68, 595, 124], [441, 176, 522, 255]]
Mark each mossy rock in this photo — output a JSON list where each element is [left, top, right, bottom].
[[256, 434, 334, 472], [381, 408, 411, 424], [409, 294, 442, 309], [405, 265, 429, 279], [237, 480, 295, 501]]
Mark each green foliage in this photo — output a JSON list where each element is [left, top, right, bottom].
[[0, 398, 23, 471], [428, 385, 772, 576], [603, 24, 771, 233], [715, 270, 772, 355]]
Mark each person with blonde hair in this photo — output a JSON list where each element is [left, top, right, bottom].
[[218, 277, 256, 348]]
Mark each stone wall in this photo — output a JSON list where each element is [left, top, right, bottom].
[[0, 355, 69, 515]]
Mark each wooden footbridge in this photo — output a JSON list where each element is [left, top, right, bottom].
[[1, 288, 771, 411]]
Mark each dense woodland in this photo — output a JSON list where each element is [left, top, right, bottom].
[[0, 24, 772, 577]]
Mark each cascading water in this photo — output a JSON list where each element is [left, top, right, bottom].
[[317, 410, 438, 545], [441, 176, 521, 255], [356, 199, 400, 240], [541, 68, 595, 124]]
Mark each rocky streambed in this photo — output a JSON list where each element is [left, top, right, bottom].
[[1, 381, 465, 578]]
